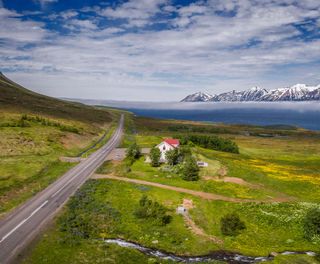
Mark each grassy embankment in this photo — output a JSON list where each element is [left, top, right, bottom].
[[24, 115, 320, 263], [0, 73, 122, 215]]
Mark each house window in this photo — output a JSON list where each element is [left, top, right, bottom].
[[163, 146, 166, 150]]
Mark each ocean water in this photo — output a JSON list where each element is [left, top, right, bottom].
[[82, 100, 320, 131], [127, 108, 320, 130]]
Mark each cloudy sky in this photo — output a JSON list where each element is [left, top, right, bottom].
[[1, 0, 320, 101]]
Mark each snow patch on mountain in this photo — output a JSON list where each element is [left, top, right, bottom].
[[181, 92, 213, 102]]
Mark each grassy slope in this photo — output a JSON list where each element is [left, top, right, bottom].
[[0, 73, 120, 215], [0, 72, 113, 124]]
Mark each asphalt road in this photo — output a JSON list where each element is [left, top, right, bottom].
[[0, 114, 124, 264]]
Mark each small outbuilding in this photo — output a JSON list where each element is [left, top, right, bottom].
[[197, 161, 208, 167], [176, 206, 187, 215]]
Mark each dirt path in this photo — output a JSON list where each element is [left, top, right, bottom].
[[204, 176, 262, 189], [93, 174, 291, 203], [183, 214, 223, 244]]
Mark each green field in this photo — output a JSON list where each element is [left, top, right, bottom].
[[23, 115, 320, 264]]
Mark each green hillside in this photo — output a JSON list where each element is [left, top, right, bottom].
[[0, 72, 111, 124], [0, 73, 119, 216]]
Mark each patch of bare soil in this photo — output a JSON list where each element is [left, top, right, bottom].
[[183, 198, 194, 209], [183, 214, 223, 244], [218, 166, 227, 177], [203, 174, 263, 189], [60, 133, 91, 149]]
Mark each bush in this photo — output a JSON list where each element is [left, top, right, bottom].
[[303, 208, 320, 240], [165, 148, 180, 166], [126, 142, 141, 160], [181, 156, 199, 181], [58, 180, 120, 244], [179, 145, 192, 160], [176, 134, 239, 154], [220, 212, 246, 236], [150, 147, 161, 167], [19, 114, 80, 133], [134, 195, 172, 226]]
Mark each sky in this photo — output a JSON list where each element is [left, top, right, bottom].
[[0, 0, 320, 101]]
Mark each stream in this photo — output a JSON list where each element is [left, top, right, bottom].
[[104, 239, 317, 263]]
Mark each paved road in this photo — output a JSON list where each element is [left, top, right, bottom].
[[0, 115, 124, 264]]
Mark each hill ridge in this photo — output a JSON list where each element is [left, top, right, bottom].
[[0, 73, 112, 124]]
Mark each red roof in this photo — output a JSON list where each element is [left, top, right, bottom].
[[164, 138, 180, 146]]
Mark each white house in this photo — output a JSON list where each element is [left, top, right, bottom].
[[156, 138, 180, 163]]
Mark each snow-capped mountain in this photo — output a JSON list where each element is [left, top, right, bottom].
[[210, 86, 268, 102], [260, 84, 319, 101], [181, 92, 213, 102], [181, 84, 320, 102]]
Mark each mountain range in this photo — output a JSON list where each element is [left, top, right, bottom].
[[181, 84, 320, 102]]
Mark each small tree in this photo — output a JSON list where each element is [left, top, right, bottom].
[[179, 145, 192, 161], [150, 147, 161, 167], [220, 212, 246, 236], [303, 208, 320, 240], [126, 142, 141, 160], [165, 148, 180, 166], [181, 156, 199, 181], [134, 195, 171, 226]]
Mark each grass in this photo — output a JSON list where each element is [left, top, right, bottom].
[[24, 180, 319, 263], [0, 161, 75, 215], [120, 157, 274, 200], [190, 201, 320, 255]]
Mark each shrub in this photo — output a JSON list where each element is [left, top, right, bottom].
[[181, 156, 199, 181], [176, 134, 239, 154], [150, 147, 161, 167], [126, 142, 141, 160], [179, 145, 192, 160], [165, 148, 180, 166], [58, 180, 120, 243], [303, 208, 320, 240], [134, 195, 172, 226], [220, 212, 246, 236], [19, 114, 80, 133]]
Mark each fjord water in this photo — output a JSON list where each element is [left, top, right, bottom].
[[96, 101, 320, 131], [128, 108, 320, 130]]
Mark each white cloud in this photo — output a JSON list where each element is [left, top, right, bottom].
[[60, 10, 78, 19], [100, 0, 169, 27], [35, 0, 58, 5]]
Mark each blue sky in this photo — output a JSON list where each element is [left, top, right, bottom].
[[0, 0, 320, 101]]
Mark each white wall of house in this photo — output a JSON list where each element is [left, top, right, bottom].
[[157, 141, 175, 162]]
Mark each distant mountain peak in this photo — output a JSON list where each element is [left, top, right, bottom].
[[181, 84, 320, 102], [249, 86, 263, 91], [181, 91, 213, 102]]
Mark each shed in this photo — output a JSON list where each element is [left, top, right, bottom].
[[176, 206, 187, 215], [197, 161, 208, 167]]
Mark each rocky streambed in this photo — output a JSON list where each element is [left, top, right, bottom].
[[104, 238, 317, 263]]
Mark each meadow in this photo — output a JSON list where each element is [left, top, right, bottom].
[[23, 115, 320, 263]]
